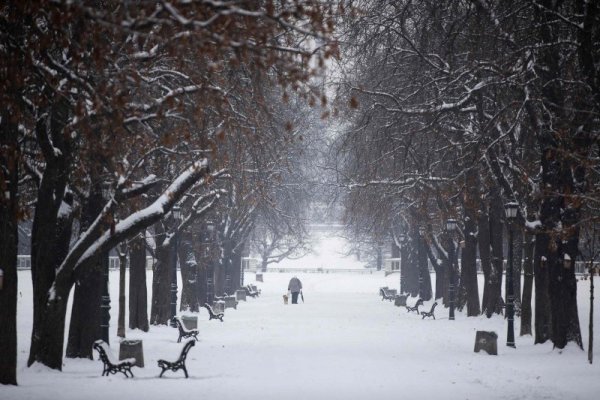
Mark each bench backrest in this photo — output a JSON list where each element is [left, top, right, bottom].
[[204, 303, 217, 316], [178, 340, 195, 362], [93, 340, 115, 365], [429, 302, 438, 313], [174, 317, 193, 333]]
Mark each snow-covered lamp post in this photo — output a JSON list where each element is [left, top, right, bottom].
[[504, 202, 518, 348], [446, 219, 457, 321], [170, 206, 182, 327]]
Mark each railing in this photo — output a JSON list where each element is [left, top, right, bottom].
[[256, 267, 376, 274], [17, 255, 155, 270]]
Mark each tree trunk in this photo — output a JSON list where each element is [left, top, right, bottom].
[[0, 115, 19, 384], [151, 240, 176, 325], [399, 240, 409, 295], [405, 234, 420, 297], [589, 264, 595, 364], [28, 279, 73, 370], [179, 230, 199, 312], [534, 232, 552, 344], [426, 243, 445, 301], [462, 208, 480, 316], [478, 201, 493, 315], [484, 187, 504, 317], [28, 98, 72, 369], [513, 227, 523, 306], [520, 231, 535, 336], [231, 247, 243, 292], [66, 190, 106, 359], [66, 257, 104, 359], [129, 235, 149, 331], [418, 234, 432, 301]]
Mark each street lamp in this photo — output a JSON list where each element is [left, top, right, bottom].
[[399, 234, 406, 294], [446, 219, 457, 321], [170, 205, 182, 327], [504, 202, 518, 348]]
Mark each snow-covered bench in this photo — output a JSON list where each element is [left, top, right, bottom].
[[406, 298, 424, 314], [173, 316, 199, 343], [93, 340, 136, 378], [243, 285, 261, 298], [421, 302, 438, 319], [158, 339, 195, 378], [203, 302, 224, 322], [379, 287, 397, 301]]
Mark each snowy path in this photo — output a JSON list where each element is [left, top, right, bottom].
[[5, 271, 600, 400]]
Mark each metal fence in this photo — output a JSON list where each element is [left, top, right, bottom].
[[15, 254, 596, 275]]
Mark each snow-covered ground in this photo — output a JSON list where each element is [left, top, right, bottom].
[[5, 268, 600, 400]]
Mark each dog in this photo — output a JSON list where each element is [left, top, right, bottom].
[[283, 294, 289, 305]]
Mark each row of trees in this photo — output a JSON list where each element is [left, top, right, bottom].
[[0, 0, 340, 385], [332, 0, 599, 351]]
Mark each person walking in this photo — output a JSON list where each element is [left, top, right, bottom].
[[287, 276, 303, 304]]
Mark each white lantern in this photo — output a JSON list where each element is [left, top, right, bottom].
[[446, 218, 457, 232], [504, 202, 519, 220]]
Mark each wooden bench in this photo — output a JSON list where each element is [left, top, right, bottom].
[[173, 316, 199, 343], [158, 339, 195, 378], [380, 287, 397, 302], [203, 302, 224, 322], [406, 298, 424, 314], [421, 302, 438, 319], [93, 340, 135, 378]]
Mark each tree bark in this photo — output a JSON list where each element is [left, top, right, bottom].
[[405, 233, 420, 297], [462, 206, 480, 316], [520, 231, 535, 336], [28, 101, 71, 368], [534, 232, 552, 344], [478, 200, 493, 315], [418, 234, 432, 301], [151, 238, 176, 325], [179, 230, 199, 312], [66, 257, 104, 359], [67, 190, 106, 359], [129, 235, 148, 331], [0, 114, 19, 384]]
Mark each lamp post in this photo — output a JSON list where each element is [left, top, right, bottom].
[[399, 234, 406, 294], [170, 205, 182, 327], [504, 202, 518, 348], [100, 183, 111, 343], [446, 218, 457, 321], [418, 226, 426, 299]]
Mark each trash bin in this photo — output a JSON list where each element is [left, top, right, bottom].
[[235, 289, 247, 301], [213, 300, 225, 314], [394, 294, 408, 307], [256, 272, 263, 282], [119, 339, 144, 367], [181, 315, 198, 330]]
